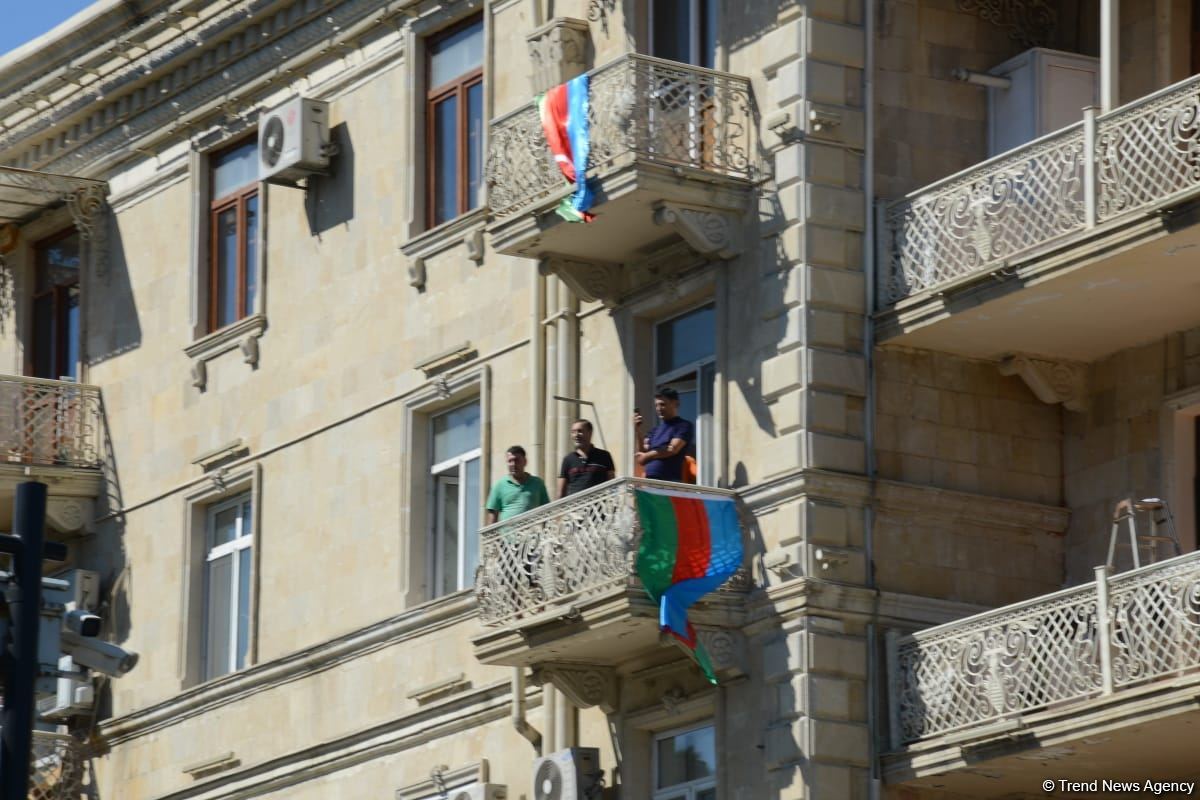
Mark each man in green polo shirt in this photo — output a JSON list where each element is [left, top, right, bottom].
[[485, 445, 550, 523]]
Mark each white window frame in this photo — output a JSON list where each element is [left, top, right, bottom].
[[652, 721, 718, 800], [202, 493, 254, 680], [654, 302, 717, 485], [429, 423, 482, 595]]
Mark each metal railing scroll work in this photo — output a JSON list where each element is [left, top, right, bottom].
[[888, 550, 1200, 747], [0, 376, 103, 469], [486, 54, 754, 219], [474, 478, 749, 626]]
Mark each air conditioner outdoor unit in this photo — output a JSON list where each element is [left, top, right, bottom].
[[447, 784, 507, 800], [257, 97, 331, 184], [531, 747, 601, 800]]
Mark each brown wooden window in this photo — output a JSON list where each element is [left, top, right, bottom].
[[31, 229, 81, 380], [209, 140, 259, 332], [426, 16, 484, 228]]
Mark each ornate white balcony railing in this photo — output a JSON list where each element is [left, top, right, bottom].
[[880, 72, 1200, 306], [486, 54, 754, 219], [474, 477, 747, 626], [29, 730, 88, 800], [0, 376, 103, 469], [887, 550, 1200, 747]]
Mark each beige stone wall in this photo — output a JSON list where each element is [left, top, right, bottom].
[[875, 348, 1063, 506]]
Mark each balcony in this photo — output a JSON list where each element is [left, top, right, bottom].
[[877, 74, 1200, 361], [884, 551, 1200, 795], [486, 54, 754, 293], [472, 478, 749, 672], [29, 730, 87, 799], [0, 375, 104, 535]]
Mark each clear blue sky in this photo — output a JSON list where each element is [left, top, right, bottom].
[[0, 3, 98, 59]]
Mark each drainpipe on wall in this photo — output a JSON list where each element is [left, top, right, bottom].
[[512, 668, 543, 753], [1101, 0, 1119, 112], [532, 273, 546, 476]]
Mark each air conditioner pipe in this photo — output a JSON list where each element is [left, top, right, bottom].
[[512, 668, 543, 753], [951, 67, 1012, 90]]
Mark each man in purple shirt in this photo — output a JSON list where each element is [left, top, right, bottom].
[[634, 387, 694, 482]]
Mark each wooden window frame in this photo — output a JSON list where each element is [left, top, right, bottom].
[[207, 141, 259, 334], [425, 16, 484, 229], [29, 228, 82, 380]]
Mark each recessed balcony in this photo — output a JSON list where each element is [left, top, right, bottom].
[[485, 53, 755, 293], [471, 478, 750, 673], [0, 375, 105, 534], [884, 551, 1200, 796], [877, 73, 1200, 362]]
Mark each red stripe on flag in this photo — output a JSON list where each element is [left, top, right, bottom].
[[540, 84, 576, 183], [669, 496, 711, 584]]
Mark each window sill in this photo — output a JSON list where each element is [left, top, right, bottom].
[[400, 208, 487, 290], [184, 313, 267, 390]]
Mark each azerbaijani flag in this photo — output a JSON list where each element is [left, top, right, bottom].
[[635, 487, 743, 683], [537, 73, 595, 222]]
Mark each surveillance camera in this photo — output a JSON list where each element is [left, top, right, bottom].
[[64, 609, 102, 638], [60, 630, 138, 677]]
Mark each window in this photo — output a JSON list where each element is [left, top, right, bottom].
[[654, 723, 716, 800], [203, 493, 253, 680], [655, 304, 716, 484], [650, 0, 716, 68], [426, 16, 484, 227], [430, 401, 482, 596], [31, 230, 81, 380], [208, 140, 259, 332]]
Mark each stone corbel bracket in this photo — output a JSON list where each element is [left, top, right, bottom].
[[65, 183, 110, 280], [653, 202, 743, 260], [998, 354, 1087, 412], [539, 256, 622, 307], [46, 496, 94, 535], [694, 628, 748, 680], [534, 663, 618, 714]]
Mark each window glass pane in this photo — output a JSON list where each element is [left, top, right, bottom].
[[241, 499, 253, 536], [438, 475, 460, 596], [429, 19, 483, 88], [698, 360, 716, 484], [467, 81, 483, 212], [463, 456, 481, 586], [63, 286, 79, 381], [657, 726, 716, 788], [215, 206, 239, 328], [657, 735, 688, 789], [433, 401, 480, 463], [212, 140, 258, 199], [433, 95, 459, 225], [204, 554, 233, 678], [244, 194, 258, 317], [652, 0, 692, 63], [211, 504, 240, 547], [700, 0, 717, 69], [236, 547, 251, 670], [657, 305, 715, 375], [32, 293, 54, 379], [36, 233, 80, 292], [696, 788, 716, 800]]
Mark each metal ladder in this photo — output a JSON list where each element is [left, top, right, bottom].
[[1106, 497, 1183, 571]]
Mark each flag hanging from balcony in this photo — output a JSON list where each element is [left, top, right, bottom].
[[537, 73, 595, 222], [634, 487, 743, 684]]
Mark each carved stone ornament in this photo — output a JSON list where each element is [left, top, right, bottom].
[[240, 334, 259, 367], [997, 354, 1087, 412], [653, 202, 743, 260], [45, 497, 92, 534], [694, 628, 748, 678], [540, 257, 622, 307], [526, 17, 591, 95], [536, 664, 618, 713], [955, 0, 1057, 49], [191, 359, 207, 391], [465, 226, 485, 264], [408, 256, 426, 291]]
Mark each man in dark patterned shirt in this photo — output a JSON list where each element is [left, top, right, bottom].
[[557, 419, 616, 498]]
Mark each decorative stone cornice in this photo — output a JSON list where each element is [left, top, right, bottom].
[[526, 17, 590, 95], [997, 353, 1087, 412], [535, 663, 618, 713], [955, 0, 1056, 49], [539, 256, 623, 306], [653, 202, 743, 260]]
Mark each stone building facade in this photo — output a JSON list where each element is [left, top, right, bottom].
[[1, 0, 1198, 798]]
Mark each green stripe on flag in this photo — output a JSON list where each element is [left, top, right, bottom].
[[635, 490, 678, 601]]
